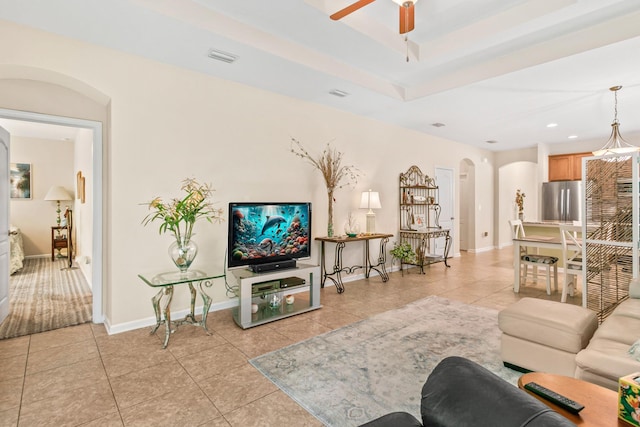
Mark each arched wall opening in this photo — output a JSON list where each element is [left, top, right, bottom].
[[0, 66, 109, 322]]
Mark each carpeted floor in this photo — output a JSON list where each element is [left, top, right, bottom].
[[250, 296, 520, 427], [0, 257, 92, 339]]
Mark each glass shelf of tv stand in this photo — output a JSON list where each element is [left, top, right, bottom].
[[240, 287, 311, 325], [231, 263, 321, 329]]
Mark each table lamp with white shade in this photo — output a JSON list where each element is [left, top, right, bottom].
[[44, 185, 73, 227], [360, 189, 382, 234]]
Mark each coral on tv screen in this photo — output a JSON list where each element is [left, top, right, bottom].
[[227, 202, 312, 268]]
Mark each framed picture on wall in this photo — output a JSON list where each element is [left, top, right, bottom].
[[77, 171, 86, 203], [10, 163, 31, 199]]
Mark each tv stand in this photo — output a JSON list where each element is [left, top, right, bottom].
[[232, 263, 321, 329]]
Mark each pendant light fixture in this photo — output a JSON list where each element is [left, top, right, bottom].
[[592, 85, 639, 156]]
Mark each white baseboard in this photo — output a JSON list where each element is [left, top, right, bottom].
[[103, 263, 446, 335], [105, 298, 240, 335], [104, 277, 328, 335], [467, 246, 496, 253]]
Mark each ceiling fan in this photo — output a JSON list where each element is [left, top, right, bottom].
[[330, 0, 417, 34]]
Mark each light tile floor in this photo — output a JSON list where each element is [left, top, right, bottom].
[[0, 247, 582, 426]]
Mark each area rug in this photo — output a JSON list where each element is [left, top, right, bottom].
[[0, 258, 92, 339], [250, 296, 520, 426]]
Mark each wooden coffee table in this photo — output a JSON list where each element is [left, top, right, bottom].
[[518, 372, 626, 426]]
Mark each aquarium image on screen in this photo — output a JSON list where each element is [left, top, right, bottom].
[[227, 202, 312, 268]]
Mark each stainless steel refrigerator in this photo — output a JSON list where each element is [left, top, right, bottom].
[[541, 181, 583, 223]]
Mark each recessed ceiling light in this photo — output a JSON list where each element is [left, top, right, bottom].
[[485, 140, 498, 144], [329, 89, 349, 97], [546, 123, 558, 128], [207, 49, 237, 64], [431, 123, 445, 128], [568, 135, 578, 139]]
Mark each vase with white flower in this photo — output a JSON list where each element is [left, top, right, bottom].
[[142, 178, 224, 274]]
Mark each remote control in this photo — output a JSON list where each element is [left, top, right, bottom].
[[524, 382, 585, 414]]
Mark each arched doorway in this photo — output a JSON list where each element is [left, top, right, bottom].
[[0, 110, 104, 323], [0, 69, 109, 323]]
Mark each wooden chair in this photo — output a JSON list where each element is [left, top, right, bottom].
[[509, 219, 558, 295], [559, 224, 583, 303]]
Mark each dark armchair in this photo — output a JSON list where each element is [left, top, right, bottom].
[[360, 356, 575, 427]]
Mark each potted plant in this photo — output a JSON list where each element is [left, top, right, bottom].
[[390, 241, 416, 265]]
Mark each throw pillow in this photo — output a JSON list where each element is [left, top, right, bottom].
[[629, 339, 640, 361]]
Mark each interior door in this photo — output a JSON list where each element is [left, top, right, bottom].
[[435, 167, 454, 258], [0, 126, 10, 324]]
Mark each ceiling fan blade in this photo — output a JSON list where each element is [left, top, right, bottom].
[[330, 0, 376, 20], [399, 2, 415, 34]]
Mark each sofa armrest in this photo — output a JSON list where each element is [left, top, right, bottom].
[[420, 357, 575, 427]]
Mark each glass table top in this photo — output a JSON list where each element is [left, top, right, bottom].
[[138, 269, 225, 287]]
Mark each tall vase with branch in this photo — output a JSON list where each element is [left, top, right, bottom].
[[291, 137, 359, 237]]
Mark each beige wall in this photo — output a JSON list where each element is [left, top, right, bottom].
[[74, 128, 94, 282], [10, 136, 75, 256], [498, 161, 538, 248], [0, 19, 500, 332]]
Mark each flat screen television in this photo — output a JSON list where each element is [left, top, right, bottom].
[[227, 202, 312, 270]]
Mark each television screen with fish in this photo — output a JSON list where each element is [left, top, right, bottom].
[[227, 202, 312, 269]]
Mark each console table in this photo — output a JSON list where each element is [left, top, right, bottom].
[[138, 269, 223, 349], [315, 233, 393, 293]]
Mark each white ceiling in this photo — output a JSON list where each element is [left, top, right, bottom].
[[0, 119, 80, 141], [1, 0, 640, 151]]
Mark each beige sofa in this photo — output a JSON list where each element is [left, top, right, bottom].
[[499, 280, 640, 391], [575, 281, 640, 390]]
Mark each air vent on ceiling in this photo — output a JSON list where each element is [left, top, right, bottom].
[[431, 122, 445, 127], [329, 89, 349, 97], [485, 140, 498, 144], [207, 49, 238, 64]]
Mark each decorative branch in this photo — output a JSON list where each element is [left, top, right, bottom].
[[290, 137, 360, 191]]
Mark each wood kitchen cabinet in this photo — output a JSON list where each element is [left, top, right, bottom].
[[548, 152, 591, 181]]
